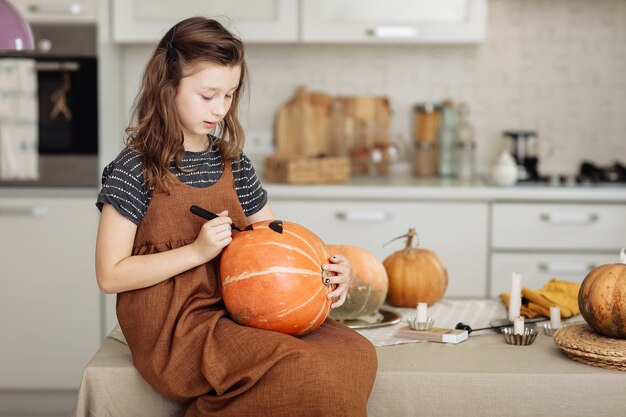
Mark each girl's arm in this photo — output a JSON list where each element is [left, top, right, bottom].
[[95, 204, 233, 294], [245, 202, 275, 224]]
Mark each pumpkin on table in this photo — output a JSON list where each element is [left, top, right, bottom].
[[219, 219, 333, 336], [578, 249, 626, 339], [383, 228, 448, 307], [327, 244, 388, 321]]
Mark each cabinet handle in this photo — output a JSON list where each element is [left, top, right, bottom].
[[366, 26, 419, 38], [0, 206, 49, 217], [539, 212, 599, 224], [538, 262, 596, 275], [335, 211, 392, 223], [27, 3, 84, 15]]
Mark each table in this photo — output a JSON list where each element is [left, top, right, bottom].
[[72, 302, 626, 417]]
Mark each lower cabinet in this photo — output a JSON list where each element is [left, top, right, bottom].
[[270, 200, 489, 298], [489, 202, 626, 298], [0, 197, 101, 390], [489, 252, 616, 298]]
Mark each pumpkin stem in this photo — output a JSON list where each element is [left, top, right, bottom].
[[620, 248, 626, 264], [383, 228, 420, 249]]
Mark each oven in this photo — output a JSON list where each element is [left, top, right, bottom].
[[0, 24, 98, 187]]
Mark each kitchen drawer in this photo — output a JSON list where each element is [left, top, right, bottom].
[[270, 200, 489, 298], [491, 203, 626, 250], [489, 252, 615, 297]]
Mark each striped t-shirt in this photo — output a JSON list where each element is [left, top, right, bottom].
[[96, 146, 267, 225]]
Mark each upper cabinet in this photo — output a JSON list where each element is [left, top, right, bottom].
[[111, 0, 487, 44], [301, 0, 487, 43], [9, 0, 97, 23], [112, 0, 299, 43]]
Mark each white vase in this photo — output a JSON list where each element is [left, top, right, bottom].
[[491, 151, 518, 186]]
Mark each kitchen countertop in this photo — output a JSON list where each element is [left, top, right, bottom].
[[0, 187, 98, 198], [1, 176, 625, 203], [265, 174, 626, 202]]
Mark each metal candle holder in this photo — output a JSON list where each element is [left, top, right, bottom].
[[502, 327, 538, 346], [541, 322, 568, 337], [407, 317, 435, 331]]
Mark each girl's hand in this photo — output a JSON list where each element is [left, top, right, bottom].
[[192, 210, 233, 262], [322, 254, 353, 309]]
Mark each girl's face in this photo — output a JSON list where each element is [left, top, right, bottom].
[[175, 63, 241, 148]]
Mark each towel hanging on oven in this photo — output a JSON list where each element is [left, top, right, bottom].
[[0, 58, 39, 180]]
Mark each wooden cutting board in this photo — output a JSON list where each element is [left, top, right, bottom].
[[274, 86, 333, 157]]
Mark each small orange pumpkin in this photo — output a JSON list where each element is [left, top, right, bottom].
[[220, 220, 332, 336], [383, 228, 448, 307], [327, 244, 388, 321], [578, 249, 626, 339]]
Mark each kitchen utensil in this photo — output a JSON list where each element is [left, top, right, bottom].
[[189, 205, 242, 231], [455, 317, 548, 334], [274, 86, 333, 158]]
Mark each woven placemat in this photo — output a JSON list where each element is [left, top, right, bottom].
[[554, 323, 626, 371]]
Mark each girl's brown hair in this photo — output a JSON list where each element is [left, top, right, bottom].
[[125, 17, 248, 192]]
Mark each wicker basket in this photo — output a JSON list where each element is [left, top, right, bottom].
[[264, 156, 350, 184]]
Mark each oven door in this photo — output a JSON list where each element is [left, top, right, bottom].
[[0, 56, 99, 188]]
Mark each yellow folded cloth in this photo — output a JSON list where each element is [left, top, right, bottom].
[[499, 278, 581, 318]]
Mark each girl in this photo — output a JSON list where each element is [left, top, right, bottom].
[[95, 17, 377, 417]]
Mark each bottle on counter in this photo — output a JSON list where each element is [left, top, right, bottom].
[[437, 101, 460, 178], [456, 102, 476, 181], [412, 103, 442, 177]]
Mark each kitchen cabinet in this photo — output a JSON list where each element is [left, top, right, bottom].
[[301, 0, 487, 43], [270, 200, 489, 298], [112, 0, 298, 43], [110, 0, 487, 44], [0, 197, 101, 390], [9, 0, 97, 23], [488, 202, 626, 297]]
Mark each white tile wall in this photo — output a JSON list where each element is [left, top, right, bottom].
[[118, 0, 626, 176]]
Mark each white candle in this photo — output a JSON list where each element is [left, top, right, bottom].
[[416, 302, 428, 323], [508, 272, 522, 322], [514, 316, 525, 335], [550, 306, 562, 329]]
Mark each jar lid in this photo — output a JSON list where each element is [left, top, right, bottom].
[[414, 142, 437, 149], [457, 140, 476, 149], [414, 102, 443, 113], [503, 130, 537, 139]]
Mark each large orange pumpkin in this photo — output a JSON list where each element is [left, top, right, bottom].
[[327, 244, 388, 321], [578, 249, 626, 339], [383, 228, 448, 307], [220, 219, 332, 336]]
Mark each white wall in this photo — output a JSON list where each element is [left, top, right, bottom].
[[113, 0, 626, 177]]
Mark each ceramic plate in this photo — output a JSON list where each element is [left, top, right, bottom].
[[340, 308, 402, 329]]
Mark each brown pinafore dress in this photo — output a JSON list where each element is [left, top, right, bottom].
[[116, 162, 378, 417]]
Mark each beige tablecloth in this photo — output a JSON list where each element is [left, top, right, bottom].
[[73, 300, 625, 417]]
